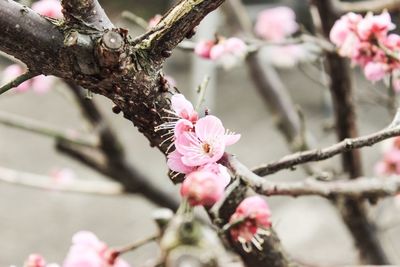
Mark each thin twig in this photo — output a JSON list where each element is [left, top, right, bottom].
[[0, 166, 123, 195], [253, 124, 400, 177], [0, 111, 99, 148], [116, 234, 159, 254], [0, 71, 37, 95]]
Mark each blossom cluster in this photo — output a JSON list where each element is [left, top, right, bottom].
[[330, 11, 400, 90], [254, 6, 317, 68], [21, 231, 129, 267], [162, 94, 240, 207], [229, 196, 272, 252], [194, 37, 248, 68]]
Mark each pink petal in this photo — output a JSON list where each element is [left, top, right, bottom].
[[167, 150, 195, 174], [225, 133, 241, 146], [171, 94, 195, 119], [195, 115, 225, 141]]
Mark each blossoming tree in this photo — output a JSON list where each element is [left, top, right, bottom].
[[3, 0, 400, 266]]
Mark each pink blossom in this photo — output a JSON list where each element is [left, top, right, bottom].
[[194, 40, 215, 59], [209, 38, 247, 61], [330, 13, 362, 47], [167, 150, 196, 175], [363, 62, 387, 82], [63, 231, 130, 267], [32, 0, 63, 19], [171, 94, 198, 123], [255, 6, 298, 41], [25, 254, 46, 267], [180, 168, 228, 207], [229, 196, 271, 252], [357, 11, 395, 41], [148, 14, 162, 28], [175, 115, 240, 167]]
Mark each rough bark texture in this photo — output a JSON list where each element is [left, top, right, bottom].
[[313, 0, 389, 264]]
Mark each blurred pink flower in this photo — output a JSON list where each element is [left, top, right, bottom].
[[175, 115, 240, 167], [330, 12, 362, 48], [363, 62, 387, 82], [1, 64, 55, 94], [357, 11, 395, 41], [229, 196, 272, 252], [24, 254, 46, 267], [194, 40, 215, 59], [148, 14, 162, 28], [32, 0, 63, 19], [50, 168, 76, 185], [255, 6, 298, 41], [63, 231, 130, 267], [210, 37, 247, 61]]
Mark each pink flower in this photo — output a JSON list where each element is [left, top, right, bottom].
[[175, 115, 240, 167], [229, 196, 272, 252], [25, 254, 46, 267], [180, 167, 229, 207], [363, 61, 387, 82], [357, 11, 395, 41], [330, 12, 362, 47], [194, 40, 215, 59], [50, 168, 76, 185], [32, 0, 63, 19], [63, 231, 130, 267], [210, 38, 247, 61], [171, 94, 198, 123], [148, 14, 162, 28], [167, 150, 196, 175], [255, 6, 298, 41]]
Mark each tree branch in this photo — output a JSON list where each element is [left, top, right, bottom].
[[334, 0, 400, 14], [61, 0, 114, 30], [253, 125, 400, 177], [0, 111, 99, 148], [0, 71, 38, 95], [0, 1, 65, 75], [0, 166, 123, 195], [228, 154, 400, 198]]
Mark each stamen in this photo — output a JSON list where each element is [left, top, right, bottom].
[[241, 241, 252, 253], [251, 237, 263, 251]]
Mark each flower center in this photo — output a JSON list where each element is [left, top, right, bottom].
[[202, 143, 211, 154]]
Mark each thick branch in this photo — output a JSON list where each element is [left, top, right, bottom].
[[147, 0, 225, 61], [61, 0, 114, 30], [253, 125, 400, 177], [0, 1, 65, 74]]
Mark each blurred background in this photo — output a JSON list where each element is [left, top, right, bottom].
[[1, 0, 400, 266]]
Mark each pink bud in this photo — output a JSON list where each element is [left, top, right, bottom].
[[180, 170, 226, 207], [31, 0, 63, 19], [194, 40, 215, 59]]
